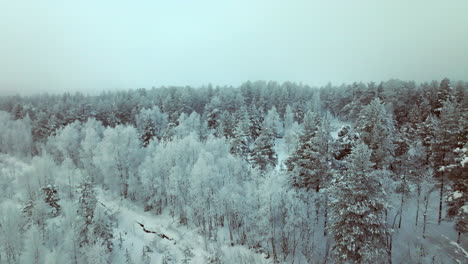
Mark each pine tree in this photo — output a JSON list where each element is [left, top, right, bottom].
[[355, 98, 395, 169], [444, 110, 467, 242], [250, 128, 277, 171], [285, 111, 325, 192], [230, 122, 250, 159], [135, 106, 169, 146], [235, 106, 252, 141], [333, 125, 360, 161], [91, 205, 114, 252], [249, 103, 263, 140], [41, 184, 61, 217], [330, 143, 389, 263], [77, 176, 97, 247], [430, 99, 462, 225]]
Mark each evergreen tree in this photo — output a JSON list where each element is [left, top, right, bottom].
[[135, 106, 168, 146], [235, 106, 252, 141], [330, 143, 389, 263], [91, 205, 114, 252], [77, 176, 97, 247], [249, 103, 263, 140], [230, 121, 250, 159], [250, 128, 277, 171], [444, 109, 467, 242], [430, 100, 462, 225], [40, 184, 61, 217], [285, 111, 326, 192], [355, 98, 395, 169]]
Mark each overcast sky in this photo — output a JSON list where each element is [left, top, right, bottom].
[[1, 0, 467, 95]]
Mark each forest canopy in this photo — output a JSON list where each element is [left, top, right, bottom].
[[0, 78, 466, 263]]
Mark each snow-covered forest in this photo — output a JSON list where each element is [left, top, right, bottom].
[[0, 79, 466, 263]]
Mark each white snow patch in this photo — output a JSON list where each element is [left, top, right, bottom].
[[97, 189, 267, 264], [461, 157, 468, 167], [453, 191, 463, 200], [462, 205, 468, 214]]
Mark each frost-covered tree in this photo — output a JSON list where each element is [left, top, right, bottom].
[[235, 106, 252, 140], [90, 205, 114, 252], [77, 176, 97, 247], [264, 106, 282, 137], [135, 106, 168, 146], [21, 226, 46, 264], [0, 111, 33, 157], [84, 239, 111, 264], [0, 203, 24, 264], [284, 105, 295, 132], [175, 112, 202, 139], [46, 121, 82, 165], [230, 122, 250, 159], [79, 118, 104, 181], [250, 128, 277, 171], [333, 125, 360, 161], [94, 125, 142, 198], [40, 184, 61, 217], [443, 109, 467, 242], [249, 103, 264, 140], [286, 111, 326, 192], [430, 99, 462, 225], [330, 143, 389, 263], [355, 98, 395, 169]]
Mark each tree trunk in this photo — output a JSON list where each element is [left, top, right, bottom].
[[423, 194, 430, 238], [438, 177, 444, 225], [271, 232, 278, 263], [398, 191, 404, 228], [415, 185, 421, 226], [323, 193, 328, 236]]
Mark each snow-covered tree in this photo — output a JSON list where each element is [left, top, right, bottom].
[[230, 122, 250, 159], [46, 121, 82, 165], [249, 103, 264, 140], [175, 112, 202, 139], [284, 105, 295, 132], [94, 125, 142, 198], [264, 106, 282, 137], [77, 176, 97, 248], [135, 106, 168, 146], [20, 226, 46, 264], [250, 128, 277, 171], [0, 203, 24, 264], [286, 111, 327, 192], [430, 99, 462, 225], [355, 98, 395, 169], [330, 143, 389, 263]]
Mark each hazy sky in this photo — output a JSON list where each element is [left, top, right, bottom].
[[1, 0, 467, 95]]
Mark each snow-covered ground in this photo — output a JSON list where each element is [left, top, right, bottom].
[[97, 190, 268, 264]]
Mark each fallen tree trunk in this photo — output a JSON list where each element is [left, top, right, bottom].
[[136, 221, 174, 241]]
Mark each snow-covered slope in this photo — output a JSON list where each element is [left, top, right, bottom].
[[97, 190, 268, 264]]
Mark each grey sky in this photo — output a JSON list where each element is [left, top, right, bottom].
[[1, 0, 467, 95]]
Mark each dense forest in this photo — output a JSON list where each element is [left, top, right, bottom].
[[0, 79, 466, 263]]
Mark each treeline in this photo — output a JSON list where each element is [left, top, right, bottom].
[[0, 78, 466, 263]]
